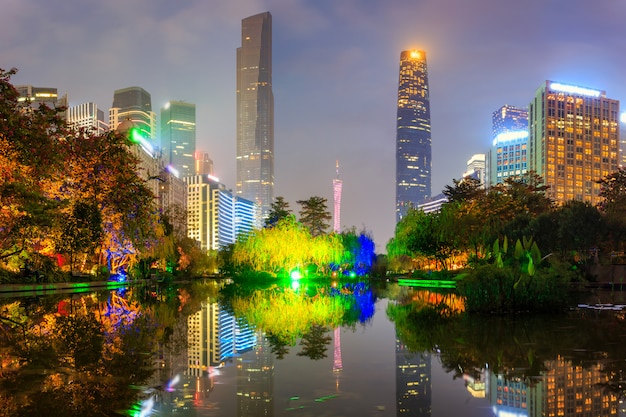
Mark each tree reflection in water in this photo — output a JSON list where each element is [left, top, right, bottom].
[[387, 287, 626, 408]]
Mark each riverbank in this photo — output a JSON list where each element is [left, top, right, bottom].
[[0, 279, 151, 297]]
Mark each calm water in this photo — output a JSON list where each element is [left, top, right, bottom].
[[2, 279, 626, 417]]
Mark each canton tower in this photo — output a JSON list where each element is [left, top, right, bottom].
[[395, 50, 431, 222], [332, 160, 343, 233]]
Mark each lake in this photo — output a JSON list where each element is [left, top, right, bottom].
[[1, 279, 626, 417]]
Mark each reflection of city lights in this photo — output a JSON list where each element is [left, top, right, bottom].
[[138, 396, 154, 417], [166, 374, 180, 392]]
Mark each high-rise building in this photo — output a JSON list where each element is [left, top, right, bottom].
[[16, 85, 68, 115], [488, 105, 529, 187], [332, 160, 343, 233], [236, 11, 274, 219], [185, 175, 257, 251], [463, 153, 486, 187], [109, 86, 157, 140], [395, 50, 431, 222], [195, 151, 214, 176], [161, 101, 196, 178], [529, 81, 620, 205], [67, 102, 108, 135]]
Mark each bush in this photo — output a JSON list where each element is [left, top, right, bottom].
[[458, 263, 573, 313]]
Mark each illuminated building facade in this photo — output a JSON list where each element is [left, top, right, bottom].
[[67, 102, 108, 135], [396, 50, 431, 222], [396, 339, 431, 415], [109, 86, 157, 141], [185, 175, 258, 252], [237, 332, 274, 417], [333, 160, 343, 233], [464, 153, 486, 187], [16, 85, 68, 111], [529, 81, 620, 205], [417, 194, 447, 214], [236, 11, 274, 220], [161, 101, 196, 178], [489, 105, 529, 186]]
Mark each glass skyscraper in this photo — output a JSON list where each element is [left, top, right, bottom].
[[395, 50, 431, 222], [489, 105, 528, 186], [161, 100, 196, 178], [236, 11, 274, 220]]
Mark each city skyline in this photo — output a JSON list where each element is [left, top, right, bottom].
[[4, 0, 626, 251]]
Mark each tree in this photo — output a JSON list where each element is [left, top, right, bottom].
[[265, 196, 292, 227], [442, 177, 483, 204], [297, 196, 332, 237]]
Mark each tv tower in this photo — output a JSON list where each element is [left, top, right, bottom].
[[332, 160, 343, 233]]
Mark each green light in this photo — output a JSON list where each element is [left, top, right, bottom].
[[349, 271, 356, 278], [129, 127, 142, 143], [290, 270, 301, 280]]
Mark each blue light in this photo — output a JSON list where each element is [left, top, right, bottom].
[[493, 130, 528, 146], [549, 82, 601, 98]]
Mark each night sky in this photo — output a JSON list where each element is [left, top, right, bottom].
[[4, 0, 626, 251]]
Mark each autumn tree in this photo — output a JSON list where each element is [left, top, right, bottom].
[[297, 196, 332, 237]]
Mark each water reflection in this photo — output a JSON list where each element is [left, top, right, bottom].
[[3, 281, 626, 416]]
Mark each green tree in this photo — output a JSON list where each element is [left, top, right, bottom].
[[297, 196, 332, 237], [265, 196, 292, 227], [442, 177, 483, 204]]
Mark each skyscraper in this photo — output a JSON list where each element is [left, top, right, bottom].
[[332, 160, 343, 233], [395, 50, 431, 222], [161, 101, 196, 178], [109, 86, 156, 140], [236, 11, 274, 219], [529, 81, 620, 205], [488, 105, 528, 186]]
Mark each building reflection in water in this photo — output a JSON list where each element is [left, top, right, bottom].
[[489, 355, 619, 417], [396, 339, 432, 416], [236, 331, 274, 417]]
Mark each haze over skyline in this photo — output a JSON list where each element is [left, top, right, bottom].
[[3, 0, 626, 251]]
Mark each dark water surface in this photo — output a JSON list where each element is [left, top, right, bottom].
[[2, 279, 626, 417]]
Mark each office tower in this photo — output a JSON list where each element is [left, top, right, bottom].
[[396, 339, 431, 416], [488, 105, 529, 186], [529, 81, 620, 205], [332, 160, 343, 233], [464, 153, 486, 187], [236, 11, 274, 219], [395, 50, 431, 222], [195, 151, 214, 176], [16, 85, 68, 115], [620, 112, 626, 167], [109, 86, 157, 140], [67, 102, 108, 135], [161, 101, 196, 178], [185, 175, 257, 251]]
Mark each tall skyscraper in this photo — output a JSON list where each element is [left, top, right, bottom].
[[109, 86, 157, 140], [195, 151, 214, 176], [464, 153, 486, 187], [16, 85, 68, 116], [236, 11, 274, 219], [395, 50, 431, 222], [161, 101, 196, 177], [332, 160, 343, 233], [529, 81, 620, 205], [488, 105, 529, 186]]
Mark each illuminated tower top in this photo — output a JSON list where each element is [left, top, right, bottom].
[[332, 160, 343, 233]]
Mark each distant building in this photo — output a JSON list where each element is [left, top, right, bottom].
[[417, 194, 447, 214], [195, 151, 214, 176], [185, 175, 258, 251], [396, 50, 431, 222], [488, 105, 528, 187], [16, 85, 68, 115], [529, 81, 620, 205], [463, 153, 486, 187], [67, 102, 108, 135], [161, 101, 196, 178], [109, 86, 157, 141], [236, 11, 274, 219]]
